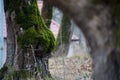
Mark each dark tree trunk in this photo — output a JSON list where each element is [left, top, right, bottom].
[[5, 11, 16, 69], [36, 56, 51, 79], [42, 0, 53, 28]]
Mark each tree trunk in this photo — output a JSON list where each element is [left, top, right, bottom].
[[35, 56, 51, 79], [0, 10, 17, 80], [46, 0, 120, 80], [5, 11, 16, 69], [2, 0, 55, 79], [55, 14, 72, 57], [42, 0, 53, 28]]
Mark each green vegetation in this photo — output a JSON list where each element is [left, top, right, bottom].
[[56, 14, 71, 47], [42, 0, 53, 27], [4, 70, 30, 80], [0, 66, 8, 80], [3, 0, 56, 79], [5, 0, 55, 53], [114, 3, 120, 47]]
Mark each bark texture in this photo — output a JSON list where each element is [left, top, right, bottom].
[[55, 14, 72, 57], [42, 0, 53, 28], [46, 0, 120, 80], [2, 0, 55, 79]]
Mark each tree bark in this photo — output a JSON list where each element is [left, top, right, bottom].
[[5, 11, 16, 69], [55, 14, 72, 57], [2, 0, 55, 79], [35, 56, 51, 79], [46, 0, 119, 80], [42, 0, 53, 28]]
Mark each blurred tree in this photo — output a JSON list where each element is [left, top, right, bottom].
[[42, 0, 53, 28], [46, 0, 120, 80], [55, 14, 72, 56]]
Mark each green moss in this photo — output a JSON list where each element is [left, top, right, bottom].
[[0, 66, 8, 80], [42, 0, 53, 27], [4, 0, 21, 12], [17, 27, 38, 47], [4, 70, 33, 80], [105, 1, 120, 48], [5, 0, 55, 53], [60, 15, 71, 44], [56, 14, 71, 47], [115, 27, 120, 47], [115, 4, 120, 47]]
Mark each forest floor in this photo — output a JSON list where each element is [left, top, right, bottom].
[[49, 52, 93, 80]]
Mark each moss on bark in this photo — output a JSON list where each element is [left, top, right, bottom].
[[5, 0, 55, 53], [42, 0, 53, 28], [57, 14, 71, 46], [3, 0, 55, 79], [0, 66, 8, 80]]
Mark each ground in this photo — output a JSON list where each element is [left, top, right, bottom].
[[49, 52, 92, 80]]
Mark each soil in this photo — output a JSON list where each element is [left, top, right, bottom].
[[49, 53, 93, 80]]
